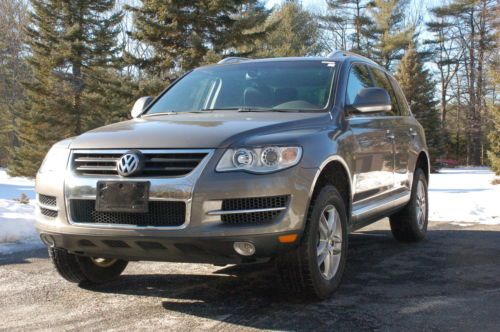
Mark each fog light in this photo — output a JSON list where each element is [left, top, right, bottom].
[[40, 234, 55, 248], [233, 241, 255, 256]]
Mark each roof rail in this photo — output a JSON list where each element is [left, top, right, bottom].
[[327, 50, 378, 65], [217, 57, 250, 64]]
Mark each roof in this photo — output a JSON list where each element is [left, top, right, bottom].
[[210, 51, 380, 68]]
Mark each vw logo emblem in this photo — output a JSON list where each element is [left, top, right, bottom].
[[117, 151, 143, 177]]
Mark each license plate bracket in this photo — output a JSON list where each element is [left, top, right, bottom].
[[96, 181, 150, 213]]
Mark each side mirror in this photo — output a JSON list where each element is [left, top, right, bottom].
[[131, 96, 153, 118], [349, 87, 391, 113]]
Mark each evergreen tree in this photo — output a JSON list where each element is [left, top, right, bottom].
[[367, 0, 414, 69], [321, 0, 372, 52], [127, 1, 270, 83], [425, 6, 462, 127], [255, 0, 322, 57], [396, 43, 445, 165], [9, 0, 123, 176], [486, 58, 500, 174], [0, 0, 30, 166], [487, 106, 500, 175]]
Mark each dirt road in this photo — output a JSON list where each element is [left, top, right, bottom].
[[1, 220, 499, 331]]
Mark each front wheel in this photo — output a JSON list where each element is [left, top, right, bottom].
[[276, 185, 348, 299], [48, 247, 128, 284], [389, 168, 429, 242]]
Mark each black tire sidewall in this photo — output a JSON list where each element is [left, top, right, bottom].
[[75, 256, 128, 284], [305, 186, 348, 298]]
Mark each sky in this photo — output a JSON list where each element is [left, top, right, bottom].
[[265, 0, 326, 10], [265, 0, 437, 19]]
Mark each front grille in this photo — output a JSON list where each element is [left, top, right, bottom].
[[39, 194, 56, 206], [70, 199, 186, 227], [221, 195, 289, 225], [40, 208, 58, 218], [72, 151, 208, 177]]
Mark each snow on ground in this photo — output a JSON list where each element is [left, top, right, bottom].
[[0, 169, 41, 254], [0, 167, 499, 255], [429, 167, 500, 227]]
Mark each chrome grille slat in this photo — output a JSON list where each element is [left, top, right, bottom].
[[76, 165, 118, 171], [147, 157, 201, 163], [74, 157, 119, 163], [143, 166, 195, 171], [72, 150, 209, 177]]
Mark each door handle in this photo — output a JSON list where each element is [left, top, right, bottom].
[[409, 128, 417, 138], [386, 130, 395, 140]]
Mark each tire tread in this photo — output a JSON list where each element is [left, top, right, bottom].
[[390, 168, 428, 242]]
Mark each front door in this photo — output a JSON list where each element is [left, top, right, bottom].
[[345, 64, 395, 203], [370, 68, 412, 192]]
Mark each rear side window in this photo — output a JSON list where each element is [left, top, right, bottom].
[[345, 64, 373, 105], [370, 68, 399, 116], [388, 76, 411, 116]]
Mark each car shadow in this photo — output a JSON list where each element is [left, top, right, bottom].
[[81, 229, 500, 330], [0, 246, 47, 266]]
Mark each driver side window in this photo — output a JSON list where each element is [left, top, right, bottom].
[[346, 64, 373, 105]]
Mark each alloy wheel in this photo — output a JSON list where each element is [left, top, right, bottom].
[[316, 204, 343, 280]]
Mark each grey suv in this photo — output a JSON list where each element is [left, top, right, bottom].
[[35, 51, 429, 299]]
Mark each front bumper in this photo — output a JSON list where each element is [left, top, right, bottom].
[[35, 148, 318, 263], [38, 231, 300, 264]]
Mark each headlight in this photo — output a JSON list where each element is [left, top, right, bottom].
[[216, 146, 302, 173], [38, 145, 70, 174]]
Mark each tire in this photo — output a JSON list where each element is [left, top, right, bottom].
[[276, 185, 348, 300], [48, 247, 128, 284], [389, 168, 429, 242]]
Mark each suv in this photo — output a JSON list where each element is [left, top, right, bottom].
[[36, 51, 429, 299]]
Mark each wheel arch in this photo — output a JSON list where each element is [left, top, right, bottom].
[[415, 150, 430, 183], [307, 157, 352, 224]]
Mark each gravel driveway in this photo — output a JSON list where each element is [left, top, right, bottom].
[[1, 220, 499, 331]]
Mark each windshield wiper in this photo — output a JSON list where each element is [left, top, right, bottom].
[[238, 108, 321, 113], [196, 107, 274, 112], [142, 111, 177, 117], [196, 107, 323, 113]]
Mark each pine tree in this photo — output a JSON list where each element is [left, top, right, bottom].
[[255, 0, 322, 57], [425, 0, 497, 166], [425, 7, 462, 127], [321, 0, 372, 52], [366, 0, 414, 69], [9, 0, 123, 176], [0, 0, 30, 167], [486, 57, 500, 174], [488, 106, 500, 175], [396, 43, 445, 165], [127, 1, 270, 84]]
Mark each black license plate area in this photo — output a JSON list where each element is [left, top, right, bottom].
[[96, 181, 150, 213]]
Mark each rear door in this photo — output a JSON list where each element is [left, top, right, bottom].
[[370, 67, 412, 192], [346, 64, 395, 202]]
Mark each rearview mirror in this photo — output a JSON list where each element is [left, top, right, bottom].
[[131, 96, 153, 118], [349, 87, 391, 113]]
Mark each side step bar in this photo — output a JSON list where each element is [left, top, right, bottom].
[[351, 190, 411, 223]]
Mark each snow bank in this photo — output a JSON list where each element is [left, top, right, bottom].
[[0, 169, 42, 254], [429, 167, 500, 226]]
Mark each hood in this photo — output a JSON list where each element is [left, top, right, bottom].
[[69, 111, 328, 149]]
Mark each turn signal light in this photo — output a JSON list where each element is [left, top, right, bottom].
[[278, 234, 297, 243]]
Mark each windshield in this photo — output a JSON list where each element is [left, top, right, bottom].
[[146, 60, 336, 114]]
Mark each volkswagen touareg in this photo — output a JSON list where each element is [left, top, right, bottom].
[[35, 51, 430, 299]]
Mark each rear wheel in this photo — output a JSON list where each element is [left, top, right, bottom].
[[48, 247, 128, 284], [276, 185, 348, 299], [389, 168, 428, 242]]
